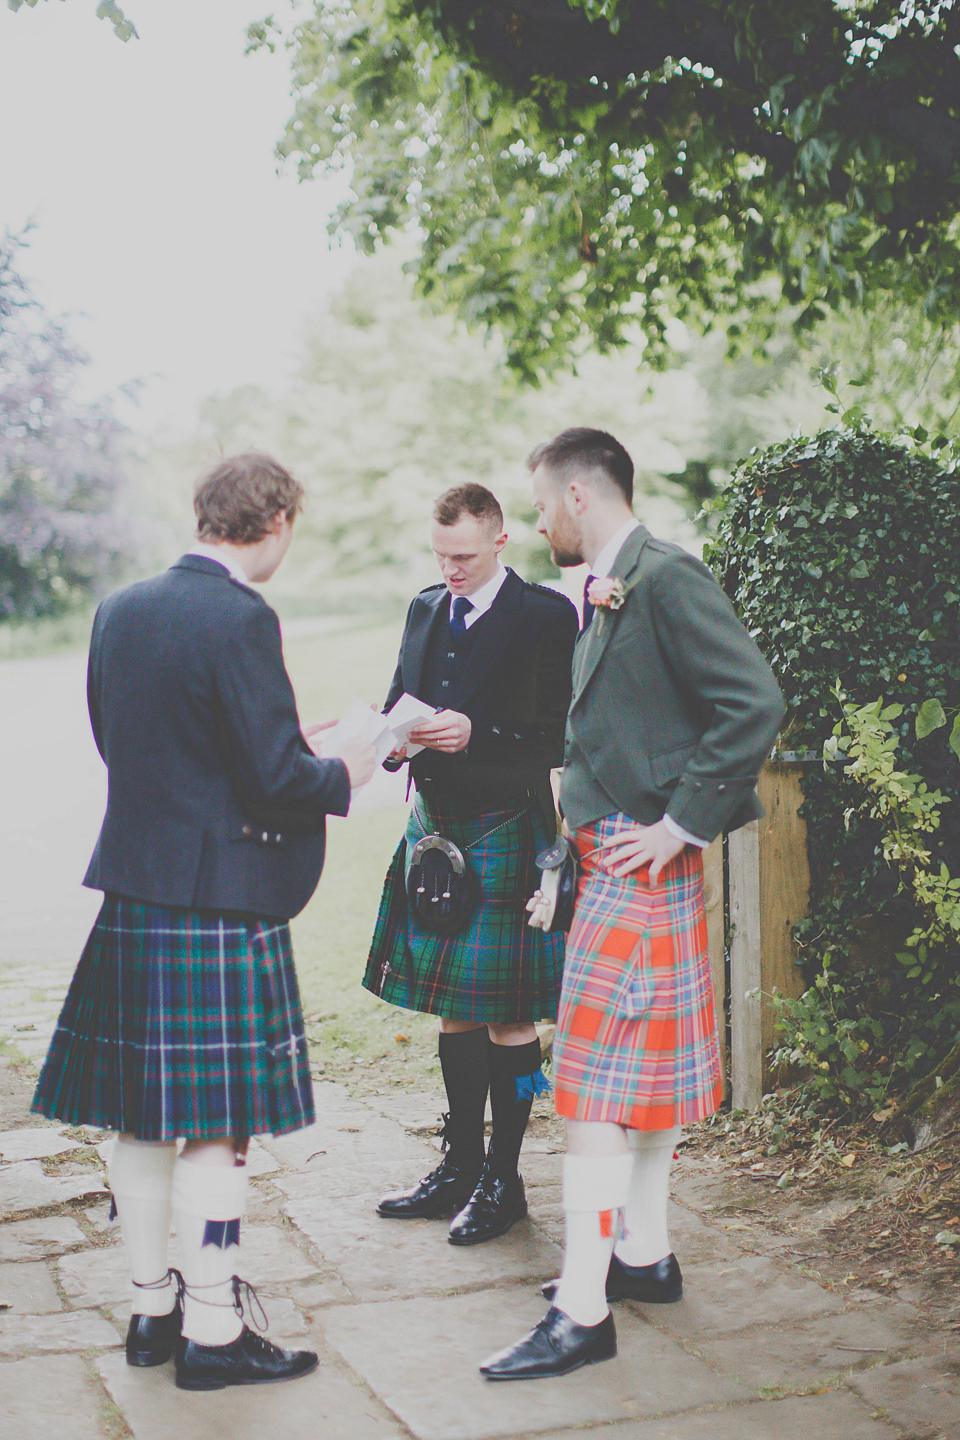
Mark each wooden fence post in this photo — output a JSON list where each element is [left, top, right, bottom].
[[727, 761, 811, 1110], [703, 837, 727, 1096]]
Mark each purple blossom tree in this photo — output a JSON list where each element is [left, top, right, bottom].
[[0, 229, 135, 620]]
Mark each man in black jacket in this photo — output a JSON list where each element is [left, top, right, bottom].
[[365, 483, 578, 1245], [34, 453, 375, 1391]]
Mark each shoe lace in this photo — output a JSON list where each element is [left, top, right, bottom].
[[132, 1267, 184, 1308], [436, 1112, 451, 1152], [231, 1276, 269, 1333]]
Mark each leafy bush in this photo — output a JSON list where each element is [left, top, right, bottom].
[[0, 230, 135, 621], [705, 423, 960, 1108]]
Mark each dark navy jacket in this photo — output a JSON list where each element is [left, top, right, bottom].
[[384, 568, 578, 824], [83, 555, 351, 920]]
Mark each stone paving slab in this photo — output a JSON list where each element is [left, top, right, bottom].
[[0, 1258, 64, 1312], [0, 1158, 107, 1217], [641, 1251, 843, 1342], [690, 1303, 929, 1396], [846, 1356, 960, 1437], [278, 1182, 562, 1302], [0, 1214, 86, 1261], [0, 1126, 82, 1162], [4, 1353, 110, 1440], [0, 1308, 120, 1355], [320, 1285, 748, 1440], [97, 1348, 406, 1440], [531, 1390, 899, 1440]]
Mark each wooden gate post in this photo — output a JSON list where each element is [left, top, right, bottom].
[[703, 837, 727, 1095], [728, 761, 811, 1110]]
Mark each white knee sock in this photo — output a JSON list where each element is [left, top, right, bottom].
[[172, 1156, 248, 1346], [108, 1136, 178, 1317], [614, 1125, 681, 1268], [554, 1153, 633, 1327]]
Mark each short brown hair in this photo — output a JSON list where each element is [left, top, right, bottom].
[[527, 427, 634, 505], [194, 453, 305, 544], [432, 483, 504, 531]]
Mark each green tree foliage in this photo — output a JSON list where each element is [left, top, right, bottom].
[[0, 230, 135, 620], [149, 253, 720, 609], [5, 0, 137, 40], [707, 423, 960, 1106], [250, 0, 960, 379]]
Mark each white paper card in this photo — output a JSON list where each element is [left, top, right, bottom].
[[315, 699, 397, 781], [384, 692, 438, 759]]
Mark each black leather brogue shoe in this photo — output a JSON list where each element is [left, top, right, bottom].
[[541, 1251, 683, 1305], [175, 1326, 319, 1391], [376, 1155, 478, 1219], [447, 1163, 527, 1246], [125, 1305, 182, 1367], [479, 1306, 616, 1380]]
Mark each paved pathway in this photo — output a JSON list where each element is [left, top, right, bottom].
[[2, 654, 959, 1439]]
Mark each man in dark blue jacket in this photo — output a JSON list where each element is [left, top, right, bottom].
[[34, 453, 374, 1391]]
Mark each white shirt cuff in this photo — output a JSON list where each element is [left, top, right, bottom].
[[663, 813, 708, 849]]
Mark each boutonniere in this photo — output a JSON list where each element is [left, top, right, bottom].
[[587, 577, 626, 611]]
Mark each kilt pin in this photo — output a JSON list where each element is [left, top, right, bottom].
[[552, 818, 722, 1132]]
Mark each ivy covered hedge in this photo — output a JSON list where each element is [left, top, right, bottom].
[[705, 425, 960, 1108]]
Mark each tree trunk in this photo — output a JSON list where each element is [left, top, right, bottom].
[[892, 1039, 960, 1152]]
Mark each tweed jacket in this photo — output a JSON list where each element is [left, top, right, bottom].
[[384, 567, 578, 824], [560, 526, 786, 842], [83, 555, 351, 920]]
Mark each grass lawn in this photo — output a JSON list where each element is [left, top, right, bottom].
[[284, 619, 441, 1096]]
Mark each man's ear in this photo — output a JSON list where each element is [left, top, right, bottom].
[[567, 480, 588, 514], [493, 530, 508, 554]]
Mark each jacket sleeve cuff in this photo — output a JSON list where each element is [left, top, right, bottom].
[[662, 813, 708, 849], [666, 775, 761, 845]]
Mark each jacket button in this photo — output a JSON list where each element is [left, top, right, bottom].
[[261, 831, 269, 842], [242, 825, 252, 836], [717, 784, 727, 793], [275, 834, 282, 844], [693, 782, 702, 791]]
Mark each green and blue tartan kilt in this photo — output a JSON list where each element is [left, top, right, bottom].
[[362, 796, 565, 1023], [32, 895, 314, 1142]]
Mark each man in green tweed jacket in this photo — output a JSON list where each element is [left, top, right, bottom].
[[481, 428, 785, 1380]]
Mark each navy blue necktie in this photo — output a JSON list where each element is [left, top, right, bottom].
[[581, 574, 597, 631], [450, 596, 474, 635]]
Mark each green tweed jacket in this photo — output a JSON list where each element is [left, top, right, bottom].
[[560, 526, 786, 843]]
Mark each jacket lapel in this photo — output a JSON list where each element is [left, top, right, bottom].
[[404, 587, 449, 698], [571, 526, 650, 709], [456, 569, 524, 708]]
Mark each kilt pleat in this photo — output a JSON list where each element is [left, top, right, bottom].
[[552, 815, 722, 1131], [32, 896, 314, 1141], [362, 797, 564, 1023]]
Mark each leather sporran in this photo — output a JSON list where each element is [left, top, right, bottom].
[[527, 836, 580, 933], [406, 835, 480, 936]]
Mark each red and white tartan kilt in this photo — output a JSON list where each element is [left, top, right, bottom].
[[552, 814, 723, 1131]]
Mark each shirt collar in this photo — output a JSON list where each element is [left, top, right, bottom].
[[186, 542, 254, 590], [590, 518, 641, 580], [450, 562, 508, 624]]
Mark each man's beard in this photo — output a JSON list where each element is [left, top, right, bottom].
[[551, 540, 584, 568]]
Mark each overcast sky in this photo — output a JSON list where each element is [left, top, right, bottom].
[[0, 0, 354, 432]]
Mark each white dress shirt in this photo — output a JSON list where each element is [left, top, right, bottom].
[[186, 542, 254, 590], [591, 519, 707, 850], [455, 562, 509, 627]]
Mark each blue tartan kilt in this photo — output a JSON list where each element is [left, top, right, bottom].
[[362, 796, 565, 1023], [32, 895, 314, 1142]]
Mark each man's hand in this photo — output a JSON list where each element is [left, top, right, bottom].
[[406, 710, 472, 754], [331, 739, 377, 788], [303, 718, 337, 757], [596, 819, 686, 884]]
